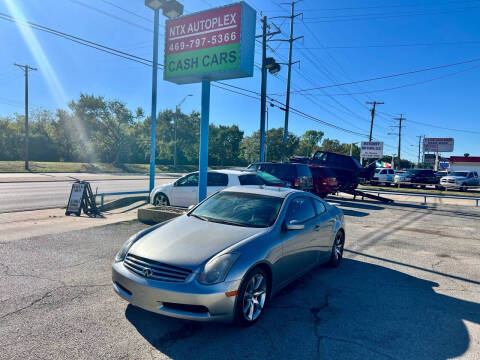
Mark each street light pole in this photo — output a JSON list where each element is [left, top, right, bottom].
[[174, 94, 192, 169], [149, 8, 160, 194]]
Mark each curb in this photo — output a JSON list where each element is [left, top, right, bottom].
[[101, 196, 148, 212], [137, 206, 184, 225], [0, 176, 180, 184]]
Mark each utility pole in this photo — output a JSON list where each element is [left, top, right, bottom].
[[366, 101, 384, 141], [257, 16, 281, 162], [271, 1, 303, 161], [14, 63, 37, 171], [416, 135, 423, 166], [393, 114, 406, 168]]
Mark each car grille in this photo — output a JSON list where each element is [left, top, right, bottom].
[[124, 254, 192, 282], [441, 179, 455, 184]]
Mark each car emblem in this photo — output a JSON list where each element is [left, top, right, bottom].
[[143, 268, 153, 278]]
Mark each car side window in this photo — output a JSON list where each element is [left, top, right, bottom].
[[176, 173, 198, 187], [389, 170, 395, 174], [313, 199, 326, 214], [285, 197, 316, 224], [207, 172, 228, 186]]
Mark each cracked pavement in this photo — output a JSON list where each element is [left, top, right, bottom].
[[1, 199, 479, 359]]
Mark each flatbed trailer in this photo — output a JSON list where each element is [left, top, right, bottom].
[[342, 188, 394, 204]]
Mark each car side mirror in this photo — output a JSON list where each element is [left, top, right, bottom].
[[285, 219, 305, 231]]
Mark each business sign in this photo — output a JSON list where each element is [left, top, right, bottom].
[[423, 138, 454, 152], [361, 141, 384, 158], [424, 154, 448, 164], [66, 182, 85, 216], [164, 2, 256, 84]]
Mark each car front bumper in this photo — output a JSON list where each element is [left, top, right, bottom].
[[112, 261, 241, 322]]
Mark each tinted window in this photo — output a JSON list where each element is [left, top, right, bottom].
[[451, 172, 468, 177], [285, 197, 316, 223], [261, 164, 294, 181], [313, 151, 328, 164], [296, 165, 312, 178], [176, 173, 198, 187], [248, 163, 260, 170], [190, 192, 283, 228], [313, 199, 326, 214], [256, 171, 284, 185], [207, 172, 228, 186], [388, 170, 395, 174], [238, 174, 264, 185]]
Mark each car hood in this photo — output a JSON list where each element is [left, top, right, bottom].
[[128, 215, 266, 269], [442, 176, 466, 181]]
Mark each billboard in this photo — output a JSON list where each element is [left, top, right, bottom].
[[164, 2, 256, 84], [423, 138, 454, 153], [361, 141, 384, 158], [424, 154, 448, 164]]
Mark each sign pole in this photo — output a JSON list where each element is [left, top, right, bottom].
[[149, 9, 160, 194], [198, 80, 210, 202]]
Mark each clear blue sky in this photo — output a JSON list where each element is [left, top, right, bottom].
[[1, 0, 479, 161]]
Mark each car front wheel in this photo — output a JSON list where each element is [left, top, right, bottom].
[[153, 193, 170, 206], [329, 231, 345, 267], [234, 267, 269, 326]]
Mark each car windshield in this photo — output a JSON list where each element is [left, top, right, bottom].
[[450, 172, 468, 177], [406, 170, 420, 175], [375, 169, 381, 174], [256, 171, 283, 184], [189, 191, 284, 228]]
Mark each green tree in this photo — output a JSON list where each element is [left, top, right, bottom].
[[209, 124, 244, 166], [241, 128, 299, 163], [298, 130, 324, 157]]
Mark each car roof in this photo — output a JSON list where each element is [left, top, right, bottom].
[[222, 185, 300, 198], [207, 169, 254, 176]]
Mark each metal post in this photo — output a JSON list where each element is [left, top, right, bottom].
[[259, 16, 267, 162], [174, 107, 178, 169], [24, 69, 29, 170], [198, 80, 210, 202], [149, 9, 160, 193], [282, 2, 296, 162]]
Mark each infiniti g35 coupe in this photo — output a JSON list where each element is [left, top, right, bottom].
[[112, 186, 345, 325]]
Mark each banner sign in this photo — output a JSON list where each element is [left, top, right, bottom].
[[424, 154, 448, 164], [423, 138, 454, 153], [164, 2, 256, 84], [361, 141, 384, 158]]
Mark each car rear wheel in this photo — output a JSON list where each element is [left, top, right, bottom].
[[153, 193, 170, 206], [329, 231, 345, 268], [460, 184, 467, 192], [234, 267, 269, 326]]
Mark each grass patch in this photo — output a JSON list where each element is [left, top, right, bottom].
[[359, 184, 480, 198], [0, 161, 239, 174]]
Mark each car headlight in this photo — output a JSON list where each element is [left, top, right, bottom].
[[198, 253, 240, 285], [114, 223, 163, 262], [115, 235, 138, 263]]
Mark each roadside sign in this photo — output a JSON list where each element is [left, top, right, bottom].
[[66, 181, 99, 217], [423, 138, 454, 152], [66, 182, 85, 216], [424, 154, 448, 164], [361, 141, 384, 158], [164, 2, 256, 84]]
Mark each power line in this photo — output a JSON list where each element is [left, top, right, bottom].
[[288, 40, 480, 50], [407, 119, 480, 135], [295, 64, 480, 96], [67, 0, 152, 32], [280, 57, 480, 94], [99, 0, 153, 23]]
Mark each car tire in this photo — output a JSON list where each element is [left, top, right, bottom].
[[153, 193, 170, 206], [460, 184, 467, 192], [329, 230, 345, 268], [234, 267, 269, 326]]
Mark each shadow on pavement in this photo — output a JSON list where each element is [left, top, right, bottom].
[[125, 259, 479, 360]]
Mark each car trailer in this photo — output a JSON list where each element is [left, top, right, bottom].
[[342, 188, 394, 204]]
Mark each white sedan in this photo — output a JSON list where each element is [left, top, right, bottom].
[[149, 169, 265, 207]]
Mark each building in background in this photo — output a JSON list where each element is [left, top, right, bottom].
[[449, 156, 480, 172]]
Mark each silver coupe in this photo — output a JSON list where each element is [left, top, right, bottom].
[[112, 186, 345, 325]]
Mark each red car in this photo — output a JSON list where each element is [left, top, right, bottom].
[[309, 165, 338, 198]]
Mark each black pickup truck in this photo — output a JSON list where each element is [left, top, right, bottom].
[[290, 151, 376, 191]]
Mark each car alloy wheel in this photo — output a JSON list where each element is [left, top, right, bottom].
[[154, 193, 169, 206], [329, 231, 344, 267], [235, 267, 268, 325]]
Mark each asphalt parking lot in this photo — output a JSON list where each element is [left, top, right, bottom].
[[1, 199, 479, 360]]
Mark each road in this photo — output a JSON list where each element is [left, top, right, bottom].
[[1, 200, 479, 359], [0, 178, 175, 213]]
